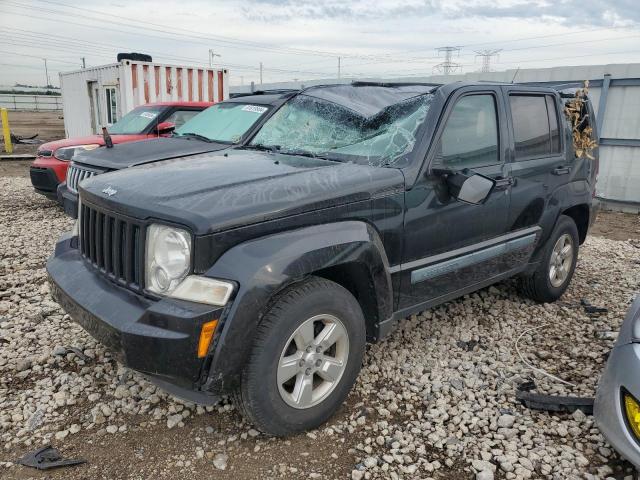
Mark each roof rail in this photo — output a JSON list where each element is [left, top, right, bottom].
[[229, 89, 299, 98], [350, 81, 442, 88]]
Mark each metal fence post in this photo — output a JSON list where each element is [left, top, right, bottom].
[[1, 108, 13, 154], [596, 74, 611, 142]]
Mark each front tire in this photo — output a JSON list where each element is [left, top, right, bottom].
[[519, 214, 579, 303], [233, 276, 366, 436]]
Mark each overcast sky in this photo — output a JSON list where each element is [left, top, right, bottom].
[[1, 0, 639, 87]]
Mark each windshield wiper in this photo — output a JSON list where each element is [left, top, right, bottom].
[[280, 149, 341, 162], [178, 132, 212, 142], [243, 143, 281, 153]]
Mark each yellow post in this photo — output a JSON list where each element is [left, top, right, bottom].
[[1, 108, 12, 154]]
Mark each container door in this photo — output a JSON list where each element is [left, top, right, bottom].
[[88, 81, 101, 134]]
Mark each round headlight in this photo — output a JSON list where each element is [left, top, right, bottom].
[[145, 224, 192, 294]]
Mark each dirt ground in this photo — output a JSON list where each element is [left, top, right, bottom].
[[0, 110, 65, 155]]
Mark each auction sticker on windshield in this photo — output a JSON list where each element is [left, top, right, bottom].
[[241, 105, 268, 114], [140, 112, 158, 119]]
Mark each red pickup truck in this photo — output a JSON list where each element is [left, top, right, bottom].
[[30, 101, 212, 199]]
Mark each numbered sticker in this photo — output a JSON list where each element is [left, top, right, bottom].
[[140, 112, 158, 119], [241, 105, 268, 114]]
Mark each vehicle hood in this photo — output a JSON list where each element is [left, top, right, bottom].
[[39, 134, 147, 153], [73, 137, 228, 170], [80, 149, 405, 235]]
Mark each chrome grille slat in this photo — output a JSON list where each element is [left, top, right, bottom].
[[79, 202, 144, 290], [66, 164, 102, 194]]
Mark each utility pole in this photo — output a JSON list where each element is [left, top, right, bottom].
[[42, 58, 50, 87], [208, 49, 221, 67], [259, 62, 263, 85], [338, 57, 341, 80], [475, 49, 501, 73], [433, 46, 461, 75], [81, 57, 86, 69]]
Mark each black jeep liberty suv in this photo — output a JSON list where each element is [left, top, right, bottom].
[[48, 82, 598, 435]]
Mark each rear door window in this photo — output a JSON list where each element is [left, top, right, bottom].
[[437, 94, 499, 169], [510, 94, 562, 159]]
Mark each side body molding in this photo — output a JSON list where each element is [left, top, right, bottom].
[[200, 221, 393, 393]]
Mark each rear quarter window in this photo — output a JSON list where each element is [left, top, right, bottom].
[[510, 94, 562, 160]]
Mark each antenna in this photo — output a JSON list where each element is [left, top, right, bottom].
[[475, 49, 502, 73], [511, 67, 521, 83], [433, 47, 461, 75]]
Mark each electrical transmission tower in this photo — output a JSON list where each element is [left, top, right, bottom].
[[433, 46, 461, 75], [475, 49, 502, 73]]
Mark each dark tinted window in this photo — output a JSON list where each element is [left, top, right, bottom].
[[546, 96, 561, 154], [510, 95, 551, 159], [438, 94, 499, 169]]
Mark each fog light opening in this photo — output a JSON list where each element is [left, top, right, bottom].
[[198, 319, 219, 358], [623, 391, 640, 440]]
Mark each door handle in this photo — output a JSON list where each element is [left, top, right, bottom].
[[494, 176, 514, 190], [552, 166, 571, 175]]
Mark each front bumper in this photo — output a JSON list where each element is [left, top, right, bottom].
[[594, 342, 640, 469], [47, 234, 224, 396], [57, 182, 78, 218], [30, 156, 68, 199], [30, 166, 61, 199]]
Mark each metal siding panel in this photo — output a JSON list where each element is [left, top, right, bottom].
[[207, 70, 214, 102], [176, 68, 183, 101], [137, 64, 146, 106], [142, 64, 150, 103], [598, 146, 640, 204]]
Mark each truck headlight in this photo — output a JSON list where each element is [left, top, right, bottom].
[[146, 224, 192, 294], [54, 144, 100, 161]]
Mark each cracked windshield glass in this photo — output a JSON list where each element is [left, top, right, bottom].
[[250, 93, 433, 166], [175, 102, 270, 143]]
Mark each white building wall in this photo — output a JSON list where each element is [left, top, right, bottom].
[[60, 61, 229, 138], [59, 64, 119, 137]]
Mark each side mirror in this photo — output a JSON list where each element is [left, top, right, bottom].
[[155, 121, 175, 134], [434, 169, 496, 205]]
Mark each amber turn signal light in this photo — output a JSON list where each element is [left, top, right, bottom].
[[623, 391, 640, 440], [198, 320, 219, 358]]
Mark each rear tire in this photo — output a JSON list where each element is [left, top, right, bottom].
[[233, 276, 366, 436], [519, 214, 579, 303]]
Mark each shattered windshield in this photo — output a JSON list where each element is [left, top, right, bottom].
[[249, 91, 433, 166], [175, 102, 270, 143]]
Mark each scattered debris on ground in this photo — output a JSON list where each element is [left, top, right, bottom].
[[15, 445, 85, 470]]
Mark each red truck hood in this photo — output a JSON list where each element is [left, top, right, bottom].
[[40, 134, 151, 152]]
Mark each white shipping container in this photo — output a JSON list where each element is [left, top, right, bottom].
[[59, 60, 228, 137]]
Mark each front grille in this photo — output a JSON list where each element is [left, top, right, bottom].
[[67, 164, 103, 194], [79, 202, 145, 290]]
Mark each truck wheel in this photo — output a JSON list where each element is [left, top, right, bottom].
[[519, 214, 579, 303], [233, 276, 366, 436]]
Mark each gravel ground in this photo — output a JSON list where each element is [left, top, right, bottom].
[[1, 174, 640, 479]]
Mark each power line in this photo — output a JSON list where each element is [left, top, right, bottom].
[[5, 0, 375, 60]]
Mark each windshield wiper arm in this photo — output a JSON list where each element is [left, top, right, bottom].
[[178, 132, 212, 142], [243, 143, 281, 153], [280, 149, 342, 162]]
